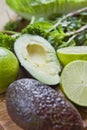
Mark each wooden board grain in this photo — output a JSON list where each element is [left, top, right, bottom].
[[0, 94, 22, 130]]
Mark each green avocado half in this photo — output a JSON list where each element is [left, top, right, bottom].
[[14, 34, 61, 85]]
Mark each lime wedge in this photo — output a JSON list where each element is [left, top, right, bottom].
[[57, 46, 87, 66], [60, 60, 87, 106]]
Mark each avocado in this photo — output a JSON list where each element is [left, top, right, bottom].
[[6, 78, 83, 130], [14, 34, 61, 85]]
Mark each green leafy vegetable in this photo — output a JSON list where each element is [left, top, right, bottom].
[[22, 21, 53, 38], [0, 33, 15, 51], [1, 8, 87, 51], [22, 8, 87, 50], [6, 0, 87, 20], [4, 20, 20, 31], [4, 19, 29, 32]]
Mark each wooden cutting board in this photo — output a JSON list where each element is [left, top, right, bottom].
[[0, 94, 22, 130]]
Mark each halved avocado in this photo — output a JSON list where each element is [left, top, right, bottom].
[[14, 34, 61, 85]]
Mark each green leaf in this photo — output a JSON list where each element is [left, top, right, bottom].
[[4, 20, 20, 31], [6, 0, 87, 20], [22, 21, 53, 38]]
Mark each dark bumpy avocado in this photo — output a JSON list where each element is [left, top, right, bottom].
[[6, 78, 83, 130]]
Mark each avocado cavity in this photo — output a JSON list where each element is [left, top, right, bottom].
[[14, 34, 61, 85], [25, 44, 57, 75]]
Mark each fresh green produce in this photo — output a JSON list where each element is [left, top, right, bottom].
[[60, 60, 87, 106], [0, 47, 19, 93], [6, 0, 87, 20], [57, 46, 87, 66], [4, 18, 29, 32], [0, 33, 15, 51], [22, 21, 53, 39], [22, 8, 87, 50], [6, 78, 83, 130], [1, 8, 87, 51], [4, 20, 20, 31], [14, 34, 61, 85]]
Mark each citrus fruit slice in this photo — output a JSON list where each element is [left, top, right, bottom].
[[0, 47, 19, 93], [57, 46, 87, 66], [60, 60, 87, 106]]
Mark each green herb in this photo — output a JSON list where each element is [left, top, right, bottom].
[[22, 21, 53, 38], [4, 20, 20, 31], [22, 7, 87, 50], [0, 33, 15, 51], [1, 8, 87, 51]]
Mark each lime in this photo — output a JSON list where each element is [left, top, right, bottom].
[[57, 46, 87, 66], [60, 60, 87, 106], [0, 47, 19, 93]]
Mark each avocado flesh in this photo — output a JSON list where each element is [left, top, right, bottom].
[[6, 78, 83, 130], [14, 34, 61, 85], [25, 44, 57, 75]]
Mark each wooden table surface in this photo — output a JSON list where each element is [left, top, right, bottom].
[[0, 94, 22, 130]]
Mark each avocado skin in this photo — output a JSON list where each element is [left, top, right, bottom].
[[6, 78, 83, 130]]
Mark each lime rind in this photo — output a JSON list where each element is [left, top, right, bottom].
[[57, 46, 87, 54], [0, 47, 19, 93], [57, 46, 87, 66], [60, 60, 87, 106]]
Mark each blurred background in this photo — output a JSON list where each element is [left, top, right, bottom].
[[0, 0, 17, 30]]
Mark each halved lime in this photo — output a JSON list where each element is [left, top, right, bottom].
[[60, 60, 87, 106], [57, 46, 87, 66]]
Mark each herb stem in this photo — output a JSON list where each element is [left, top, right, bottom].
[[0, 30, 20, 35], [47, 18, 63, 32], [30, 16, 35, 24], [65, 24, 87, 36], [65, 7, 87, 18], [67, 35, 76, 44]]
